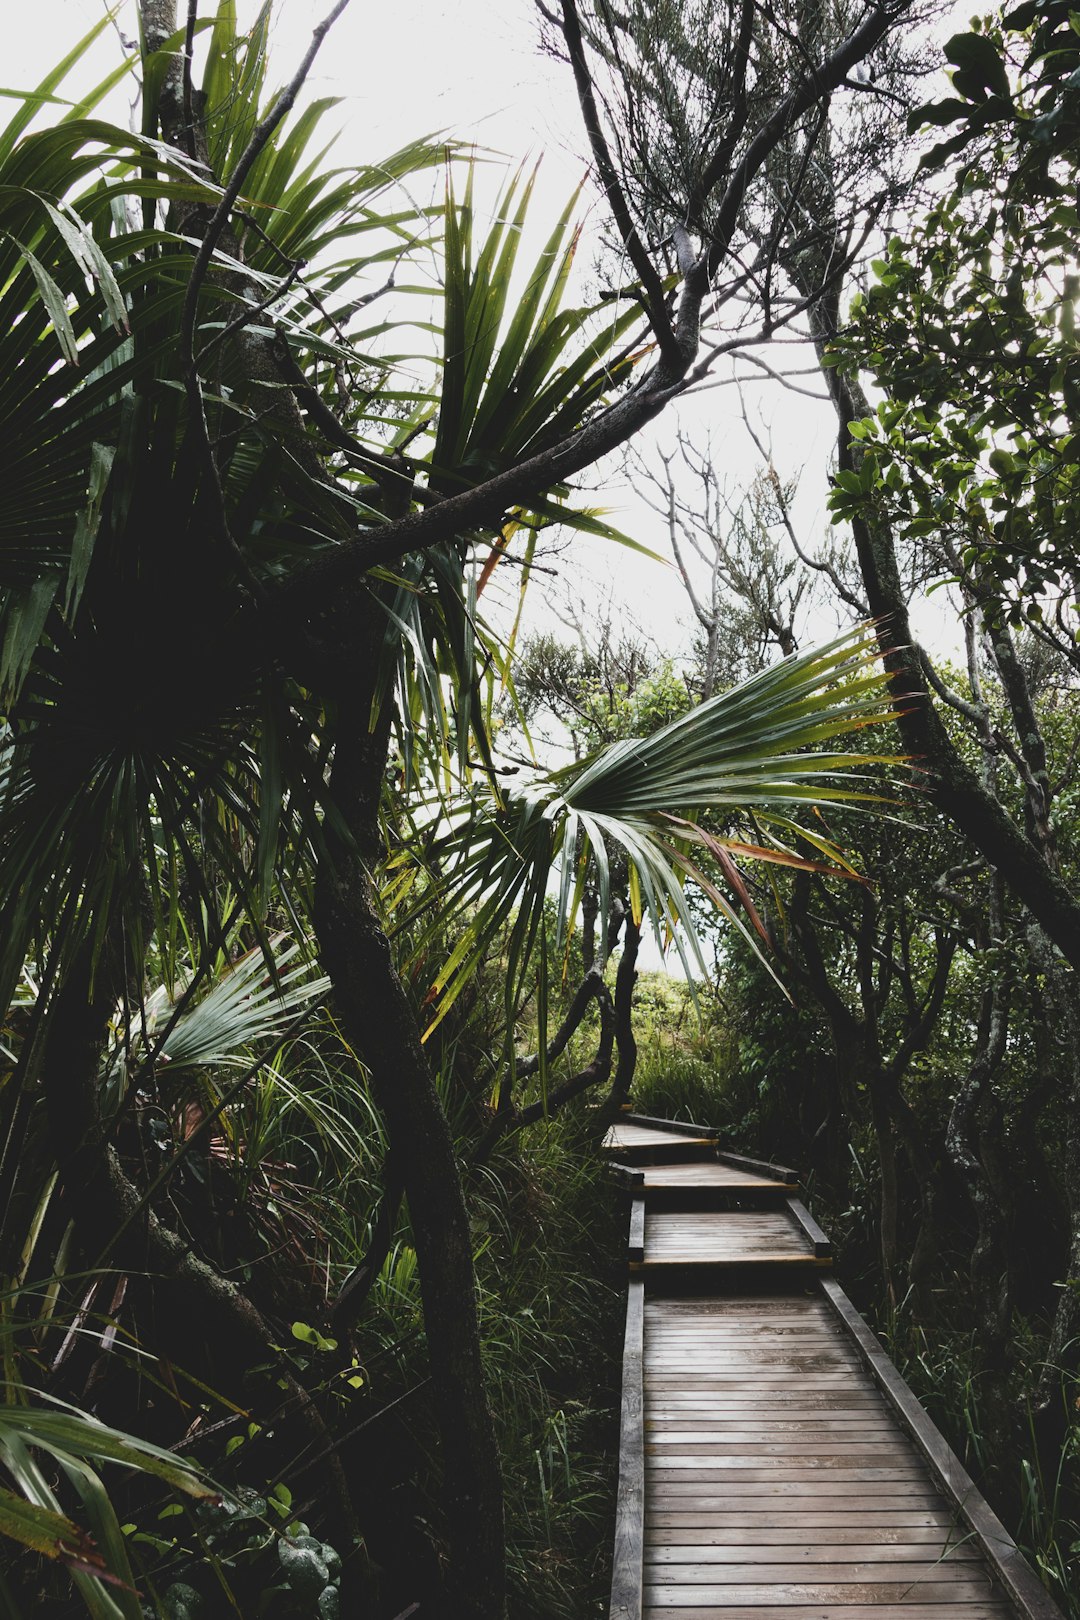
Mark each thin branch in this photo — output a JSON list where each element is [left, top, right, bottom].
[[197, 260, 304, 364], [919, 649, 983, 724], [181, 0, 199, 160], [700, 2, 904, 283], [559, 0, 680, 364]]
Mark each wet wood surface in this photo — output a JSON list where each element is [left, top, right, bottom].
[[606, 1118, 1062, 1620], [640, 1209, 830, 1270], [641, 1292, 1010, 1615]]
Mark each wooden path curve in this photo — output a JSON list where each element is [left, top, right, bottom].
[[602, 1113, 1064, 1620]]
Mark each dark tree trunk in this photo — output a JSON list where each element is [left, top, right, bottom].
[[945, 983, 1017, 1503], [610, 912, 641, 1103], [315, 675, 505, 1620]]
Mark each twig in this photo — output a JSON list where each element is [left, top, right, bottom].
[[181, 0, 199, 160], [559, 0, 681, 365]]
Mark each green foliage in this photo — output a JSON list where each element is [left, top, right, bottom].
[[835, 1, 1080, 623], [414, 624, 902, 1034], [831, 211, 1080, 618]]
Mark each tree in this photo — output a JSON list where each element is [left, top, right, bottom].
[[822, 4, 1080, 1436], [0, 3, 917, 1613]]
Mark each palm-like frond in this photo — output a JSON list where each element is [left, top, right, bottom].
[[407, 626, 904, 1025], [370, 168, 655, 798], [0, 1388, 214, 1619], [430, 163, 644, 497], [134, 938, 330, 1074]]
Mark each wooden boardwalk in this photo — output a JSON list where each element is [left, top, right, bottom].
[[602, 1114, 1064, 1620]]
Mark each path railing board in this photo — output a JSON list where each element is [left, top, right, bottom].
[[605, 1117, 1065, 1620]]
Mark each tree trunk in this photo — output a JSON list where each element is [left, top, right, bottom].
[[610, 912, 641, 1103], [315, 686, 506, 1620]]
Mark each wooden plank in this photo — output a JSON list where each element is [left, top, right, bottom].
[[646, 1441, 913, 1457], [610, 1162, 646, 1190], [821, 1277, 1066, 1620], [650, 1470, 928, 1484], [647, 1496, 952, 1522], [715, 1147, 800, 1181], [645, 1544, 979, 1564], [646, 1423, 897, 1436], [623, 1113, 720, 1139], [629, 1196, 646, 1264], [649, 1482, 939, 1498], [642, 1558, 981, 1579], [610, 1277, 645, 1620], [645, 1295, 821, 1307], [639, 1163, 795, 1193], [646, 1523, 970, 1543], [645, 1348, 861, 1361], [644, 1373, 866, 1384], [642, 1579, 1000, 1604], [604, 1123, 718, 1152], [645, 1326, 845, 1337], [785, 1196, 831, 1257], [643, 1606, 1014, 1619], [646, 1406, 889, 1417], [638, 1256, 832, 1272]]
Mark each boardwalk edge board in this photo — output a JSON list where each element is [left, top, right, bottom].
[[622, 1113, 720, 1140], [610, 1276, 645, 1620], [714, 1148, 800, 1184], [629, 1197, 646, 1265], [606, 1114, 1067, 1620], [820, 1277, 1066, 1620], [785, 1195, 831, 1257]]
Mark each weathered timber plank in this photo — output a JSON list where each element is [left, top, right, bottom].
[[649, 1471, 927, 1486], [645, 1403, 886, 1413], [639, 1163, 795, 1192], [647, 1542, 984, 1568], [646, 1524, 970, 1544], [641, 1559, 981, 1580], [629, 1197, 646, 1264], [641, 1579, 999, 1604], [611, 1277, 645, 1620], [648, 1481, 940, 1498], [638, 1260, 833, 1274], [644, 1348, 861, 1360], [785, 1196, 832, 1257], [623, 1113, 720, 1139], [604, 1123, 717, 1152], [821, 1277, 1065, 1620], [715, 1148, 800, 1181], [645, 1424, 897, 1437], [645, 1442, 915, 1457], [647, 1322, 838, 1330], [647, 1496, 952, 1522], [645, 1295, 823, 1307], [643, 1377, 860, 1386], [642, 1606, 1014, 1619]]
